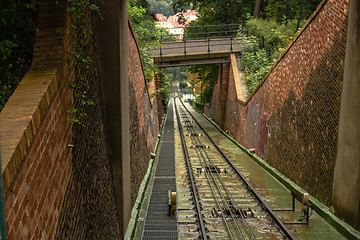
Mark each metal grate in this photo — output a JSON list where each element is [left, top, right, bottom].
[[143, 102, 177, 239]]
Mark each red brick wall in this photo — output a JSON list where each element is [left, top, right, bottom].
[[0, 3, 160, 240], [207, 0, 349, 205], [128, 22, 160, 206], [0, 4, 72, 239], [54, 7, 121, 239]]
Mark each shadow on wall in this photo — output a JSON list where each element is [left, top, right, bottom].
[[129, 80, 152, 206], [267, 20, 347, 205]]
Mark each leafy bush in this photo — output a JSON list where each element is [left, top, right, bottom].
[[238, 18, 300, 94], [265, 0, 322, 24], [0, 1, 38, 111], [188, 64, 218, 104], [128, 3, 165, 82]]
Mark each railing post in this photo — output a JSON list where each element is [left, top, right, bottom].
[[230, 37, 233, 52], [184, 39, 187, 57], [208, 38, 210, 56], [160, 35, 163, 60], [183, 25, 186, 40]]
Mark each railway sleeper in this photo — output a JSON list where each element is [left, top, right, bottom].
[[196, 166, 227, 173], [211, 207, 255, 218], [190, 145, 210, 149], [186, 133, 202, 136]]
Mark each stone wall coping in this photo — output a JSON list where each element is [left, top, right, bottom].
[[230, 54, 247, 102], [0, 6, 66, 195]]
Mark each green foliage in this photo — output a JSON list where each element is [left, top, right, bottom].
[[239, 36, 272, 93], [265, 0, 322, 24], [238, 18, 299, 94], [158, 69, 172, 105], [179, 82, 187, 89], [128, 2, 166, 82], [246, 18, 298, 57], [188, 65, 218, 104], [66, 0, 101, 126], [148, 0, 174, 16], [165, 67, 188, 83], [0, 1, 38, 112], [172, 0, 252, 106], [173, 0, 253, 25]]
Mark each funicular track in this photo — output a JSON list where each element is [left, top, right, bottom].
[[175, 98, 296, 239]]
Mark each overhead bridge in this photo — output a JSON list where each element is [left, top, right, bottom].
[[150, 24, 245, 67]]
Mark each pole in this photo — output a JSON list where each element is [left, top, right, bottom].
[[285, 0, 289, 26], [296, 0, 304, 31]]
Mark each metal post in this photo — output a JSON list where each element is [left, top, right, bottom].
[[0, 153, 8, 240], [230, 37, 233, 51], [184, 39, 187, 56], [296, 0, 304, 31], [160, 35, 163, 60], [208, 38, 210, 56], [285, 0, 289, 26]]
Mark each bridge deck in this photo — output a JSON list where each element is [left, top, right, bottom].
[[151, 38, 241, 67]]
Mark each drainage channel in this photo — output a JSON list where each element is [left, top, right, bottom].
[[175, 97, 296, 239], [142, 100, 177, 240]]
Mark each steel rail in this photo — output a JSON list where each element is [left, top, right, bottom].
[[178, 102, 241, 240], [179, 102, 256, 240], [174, 100, 208, 240], [180, 99, 297, 240], [188, 123, 256, 240]]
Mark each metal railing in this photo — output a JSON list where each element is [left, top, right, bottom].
[[150, 24, 248, 59], [157, 23, 247, 41], [150, 23, 276, 61]]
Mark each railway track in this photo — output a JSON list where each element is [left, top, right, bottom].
[[174, 98, 296, 239]]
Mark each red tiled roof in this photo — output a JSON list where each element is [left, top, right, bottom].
[[155, 14, 167, 22]]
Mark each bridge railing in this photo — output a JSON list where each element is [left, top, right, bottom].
[[150, 23, 248, 42], [150, 24, 247, 58]]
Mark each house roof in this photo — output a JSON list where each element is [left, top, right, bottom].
[[155, 14, 167, 22]]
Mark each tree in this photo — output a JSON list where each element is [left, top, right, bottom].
[[253, 0, 265, 18], [148, 0, 174, 16], [265, 0, 322, 23], [187, 64, 218, 104], [173, 0, 253, 25], [128, 2, 164, 81], [0, 1, 38, 112]]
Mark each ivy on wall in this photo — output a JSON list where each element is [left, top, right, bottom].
[[64, 0, 102, 126]]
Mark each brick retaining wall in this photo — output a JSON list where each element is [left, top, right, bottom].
[[128, 22, 160, 207], [0, 2, 160, 239], [208, 0, 349, 205]]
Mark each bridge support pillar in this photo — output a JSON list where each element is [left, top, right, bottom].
[[332, 0, 360, 229], [218, 63, 230, 129]]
